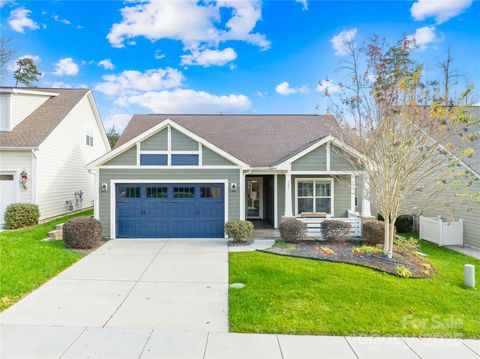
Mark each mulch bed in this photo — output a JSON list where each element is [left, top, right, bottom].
[[260, 241, 434, 278]]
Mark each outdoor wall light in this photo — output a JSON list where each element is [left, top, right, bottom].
[[230, 182, 238, 192], [101, 183, 108, 192]]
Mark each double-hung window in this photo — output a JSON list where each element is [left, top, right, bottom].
[[296, 179, 333, 215]]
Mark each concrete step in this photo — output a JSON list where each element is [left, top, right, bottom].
[[55, 224, 64, 231]]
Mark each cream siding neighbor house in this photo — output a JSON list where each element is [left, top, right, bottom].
[[0, 87, 110, 226]]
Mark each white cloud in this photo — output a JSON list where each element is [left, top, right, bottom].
[[255, 91, 267, 97], [115, 89, 251, 113], [52, 14, 71, 25], [103, 113, 132, 131], [107, 0, 269, 51], [154, 50, 165, 60], [98, 59, 115, 70], [181, 47, 237, 67], [53, 58, 79, 76], [275, 81, 308, 96], [8, 8, 39, 33], [316, 79, 341, 95], [330, 28, 357, 56], [411, 0, 473, 24], [0, 0, 14, 8], [95, 68, 185, 96], [407, 26, 442, 50], [295, 0, 308, 11]]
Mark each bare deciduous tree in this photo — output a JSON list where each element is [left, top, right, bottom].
[[320, 36, 477, 258]]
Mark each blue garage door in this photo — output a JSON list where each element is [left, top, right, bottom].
[[116, 183, 225, 238]]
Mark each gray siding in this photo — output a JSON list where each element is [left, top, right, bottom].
[[291, 175, 351, 218], [421, 174, 480, 248], [104, 146, 136, 165], [171, 128, 198, 151], [98, 168, 240, 238], [330, 145, 361, 171], [202, 147, 235, 166], [277, 174, 285, 226], [292, 144, 327, 171], [141, 129, 167, 151]]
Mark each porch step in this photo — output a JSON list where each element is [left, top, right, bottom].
[[42, 223, 64, 241]]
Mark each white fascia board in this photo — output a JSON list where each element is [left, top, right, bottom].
[[0, 88, 59, 97], [89, 118, 250, 169]]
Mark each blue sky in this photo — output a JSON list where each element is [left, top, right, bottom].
[[1, 0, 479, 130]]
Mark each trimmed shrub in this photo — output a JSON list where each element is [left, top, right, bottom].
[[395, 215, 414, 233], [279, 218, 307, 243], [63, 217, 102, 249], [320, 220, 351, 242], [362, 219, 396, 245], [225, 220, 254, 243], [377, 214, 413, 233], [4, 203, 40, 229]]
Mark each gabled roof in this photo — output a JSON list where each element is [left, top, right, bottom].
[[115, 114, 342, 167], [0, 87, 89, 148]]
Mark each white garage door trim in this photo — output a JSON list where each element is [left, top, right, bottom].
[[109, 179, 229, 239], [0, 171, 20, 227]]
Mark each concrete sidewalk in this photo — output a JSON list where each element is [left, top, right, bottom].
[[1, 324, 479, 359]]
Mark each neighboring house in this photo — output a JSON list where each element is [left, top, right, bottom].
[[0, 87, 110, 227], [420, 107, 480, 248], [89, 115, 370, 239]]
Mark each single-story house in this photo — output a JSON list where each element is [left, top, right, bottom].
[[89, 115, 370, 239], [0, 87, 110, 226]]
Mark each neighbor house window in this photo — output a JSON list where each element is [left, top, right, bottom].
[[296, 179, 332, 214], [85, 128, 93, 147]]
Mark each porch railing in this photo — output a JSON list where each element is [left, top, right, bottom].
[[283, 216, 362, 237]]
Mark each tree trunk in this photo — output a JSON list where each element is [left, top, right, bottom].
[[383, 217, 395, 258]]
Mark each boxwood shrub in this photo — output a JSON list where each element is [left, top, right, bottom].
[[4, 203, 40, 229], [225, 220, 254, 243], [279, 218, 307, 243], [320, 220, 351, 242], [377, 214, 413, 233], [63, 217, 102, 249]]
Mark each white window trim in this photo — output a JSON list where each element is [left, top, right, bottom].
[[110, 179, 229, 240], [294, 178, 334, 216]]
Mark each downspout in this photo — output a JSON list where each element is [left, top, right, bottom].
[[31, 149, 39, 204]]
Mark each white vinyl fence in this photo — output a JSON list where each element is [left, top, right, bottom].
[[419, 215, 463, 246]]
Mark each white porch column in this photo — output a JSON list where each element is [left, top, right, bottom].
[[274, 174, 278, 228], [239, 169, 245, 220], [350, 174, 356, 213], [284, 173, 293, 217], [361, 177, 371, 217]]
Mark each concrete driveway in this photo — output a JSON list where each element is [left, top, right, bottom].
[[0, 239, 229, 332]]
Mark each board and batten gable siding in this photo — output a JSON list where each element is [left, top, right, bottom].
[[98, 168, 241, 237], [171, 128, 198, 151], [0, 150, 33, 203], [330, 145, 362, 171], [291, 175, 351, 218], [140, 128, 168, 151], [202, 147, 235, 166], [292, 144, 327, 171], [421, 173, 480, 248], [104, 145, 137, 166], [36, 94, 109, 220], [10, 93, 51, 130]]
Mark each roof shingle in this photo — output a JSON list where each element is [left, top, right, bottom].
[[115, 114, 341, 167]]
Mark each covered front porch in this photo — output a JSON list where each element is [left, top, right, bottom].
[[243, 172, 370, 237]]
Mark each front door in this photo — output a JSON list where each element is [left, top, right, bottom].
[[246, 177, 263, 219]]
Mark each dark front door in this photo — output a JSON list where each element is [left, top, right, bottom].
[[116, 183, 225, 238]]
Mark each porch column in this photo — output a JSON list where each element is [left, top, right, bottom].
[[350, 174, 356, 213], [361, 177, 372, 217], [284, 173, 293, 217], [274, 174, 278, 228], [239, 169, 245, 220]]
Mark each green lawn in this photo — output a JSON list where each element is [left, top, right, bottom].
[[229, 239, 480, 337], [0, 209, 93, 311]]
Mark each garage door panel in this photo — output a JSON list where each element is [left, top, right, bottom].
[[116, 183, 224, 238]]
